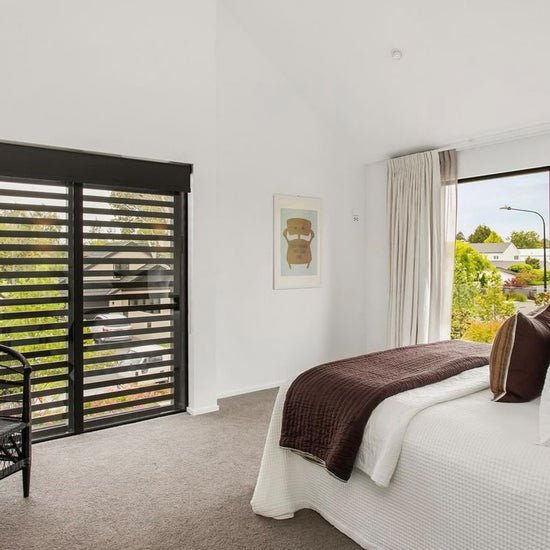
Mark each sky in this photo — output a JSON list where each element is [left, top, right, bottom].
[[457, 171, 550, 241]]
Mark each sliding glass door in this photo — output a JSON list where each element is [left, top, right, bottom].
[[81, 186, 183, 430], [0, 178, 187, 439]]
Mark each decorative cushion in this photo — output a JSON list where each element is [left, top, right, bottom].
[[489, 305, 550, 402]]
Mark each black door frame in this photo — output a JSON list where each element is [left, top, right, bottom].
[[0, 141, 191, 440]]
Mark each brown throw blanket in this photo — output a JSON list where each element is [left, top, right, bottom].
[[279, 340, 491, 481]]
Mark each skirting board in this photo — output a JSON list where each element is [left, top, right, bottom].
[[186, 404, 220, 415], [186, 381, 284, 415], [217, 380, 284, 399]]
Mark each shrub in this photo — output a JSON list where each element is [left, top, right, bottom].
[[506, 292, 528, 302], [463, 320, 504, 344], [535, 292, 550, 306], [516, 270, 542, 286], [526, 256, 541, 269], [503, 277, 527, 288], [509, 263, 532, 273]]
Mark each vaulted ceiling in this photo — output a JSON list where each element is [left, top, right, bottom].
[[224, 0, 550, 163]]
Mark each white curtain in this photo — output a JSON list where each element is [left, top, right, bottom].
[[387, 150, 457, 347]]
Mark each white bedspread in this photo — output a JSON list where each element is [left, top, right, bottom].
[[357, 365, 490, 486], [252, 369, 550, 549]]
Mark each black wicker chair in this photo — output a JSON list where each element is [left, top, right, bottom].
[[0, 344, 32, 497]]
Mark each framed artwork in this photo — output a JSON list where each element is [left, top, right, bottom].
[[273, 194, 321, 289]]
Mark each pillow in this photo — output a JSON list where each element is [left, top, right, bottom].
[[540, 367, 550, 445], [490, 304, 550, 402]]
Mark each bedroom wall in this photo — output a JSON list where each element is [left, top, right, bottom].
[[1, 1, 368, 412], [0, 0, 219, 413], [215, 7, 367, 396], [364, 132, 550, 352]]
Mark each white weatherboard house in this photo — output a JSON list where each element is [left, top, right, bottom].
[[468, 242, 521, 269], [469, 242, 520, 263], [470, 242, 548, 273], [518, 248, 548, 267]]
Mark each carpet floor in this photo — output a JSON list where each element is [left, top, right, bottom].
[[1, 389, 360, 549]]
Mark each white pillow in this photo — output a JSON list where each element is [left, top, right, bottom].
[[539, 367, 550, 445]]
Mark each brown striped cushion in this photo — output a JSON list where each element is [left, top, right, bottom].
[[490, 305, 550, 402]]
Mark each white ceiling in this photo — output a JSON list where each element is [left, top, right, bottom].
[[224, 0, 550, 164]]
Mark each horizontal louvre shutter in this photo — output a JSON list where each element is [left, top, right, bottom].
[[0, 180, 69, 431], [81, 187, 176, 425]]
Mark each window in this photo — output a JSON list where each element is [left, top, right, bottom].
[[129, 296, 161, 314], [113, 263, 129, 278], [0, 142, 191, 440], [454, 167, 549, 344]]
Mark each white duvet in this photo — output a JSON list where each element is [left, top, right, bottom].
[[357, 364, 489, 486], [252, 365, 550, 549], [275, 364, 490, 487]]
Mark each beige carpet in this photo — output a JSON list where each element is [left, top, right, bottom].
[[1, 389, 360, 549]]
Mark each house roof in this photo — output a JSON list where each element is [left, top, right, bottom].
[[83, 241, 154, 270], [469, 243, 515, 254]]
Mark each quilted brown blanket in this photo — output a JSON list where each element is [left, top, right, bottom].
[[279, 340, 491, 481]]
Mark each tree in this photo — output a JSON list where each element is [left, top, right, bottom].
[[456, 231, 466, 241], [510, 230, 542, 249], [452, 241, 513, 340], [467, 224, 492, 243], [483, 230, 504, 243], [526, 256, 541, 269], [452, 242, 491, 338], [474, 271, 514, 321]]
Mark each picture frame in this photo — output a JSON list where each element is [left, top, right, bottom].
[[273, 194, 321, 289]]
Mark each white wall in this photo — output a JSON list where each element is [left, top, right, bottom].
[[364, 161, 390, 353], [215, 7, 367, 396], [1, 1, 368, 412], [0, 0, 219, 413], [364, 133, 550, 352]]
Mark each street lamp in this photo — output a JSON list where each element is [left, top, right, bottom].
[[500, 205, 547, 292]]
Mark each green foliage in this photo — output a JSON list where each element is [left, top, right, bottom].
[[506, 292, 527, 302], [456, 231, 466, 241], [0, 210, 64, 272], [467, 224, 492, 243], [452, 242, 490, 338], [462, 320, 503, 343], [452, 241, 514, 341], [535, 292, 550, 305], [454, 241, 492, 281], [483, 230, 504, 243], [504, 266, 544, 286], [0, 211, 68, 418], [526, 256, 541, 269], [508, 263, 532, 273], [516, 269, 543, 286], [510, 230, 542, 249], [473, 272, 515, 322]]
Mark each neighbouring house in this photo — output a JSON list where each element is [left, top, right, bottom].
[[517, 248, 549, 269], [81, 243, 173, 339], [469, 242, 521, 270]]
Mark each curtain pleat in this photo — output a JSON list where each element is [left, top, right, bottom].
[[387, 149, 457, 347]]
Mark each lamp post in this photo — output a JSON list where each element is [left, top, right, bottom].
[[500, 205, 547, 292]]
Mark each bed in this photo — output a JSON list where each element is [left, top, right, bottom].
[[251, 363, 550, 549]]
